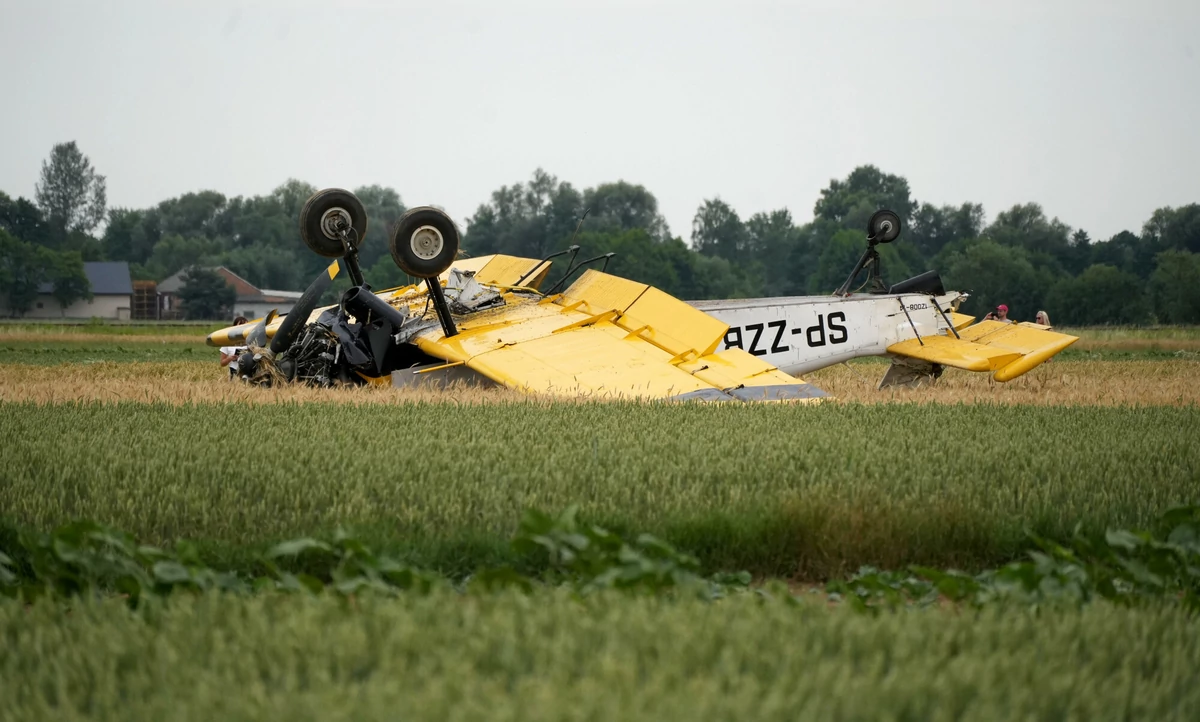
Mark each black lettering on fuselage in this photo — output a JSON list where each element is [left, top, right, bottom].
[[768, 320, 788, 353], [806, 314, 826, 347], [827, 311, 848, 344], [746, 323, 767, 356], [724, 327, 743, 350]]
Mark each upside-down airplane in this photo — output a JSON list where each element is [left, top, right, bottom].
[[206, 189, 1077, 401]]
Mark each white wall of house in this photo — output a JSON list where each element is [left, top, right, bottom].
[[2, 294, 131, 320], [235, 301, 297, 320]]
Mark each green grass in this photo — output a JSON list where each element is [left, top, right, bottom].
[[0, 320, 223, 335], [2, 400, 1196, 579], [1, 591, 1196, 721], [1061, 325, 1200, 341], [0, 340, 204, 365]]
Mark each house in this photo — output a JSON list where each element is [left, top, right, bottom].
[[2, 262, 133, 320], [156, 266, 303, 320]]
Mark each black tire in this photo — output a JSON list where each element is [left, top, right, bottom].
[[868, 209, 901, 244], [389, 206, 461, 278], [299, 188, 368, 258]]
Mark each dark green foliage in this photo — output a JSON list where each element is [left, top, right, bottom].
[[1047, 264, 1152, 325], [0, 230, 90, 317], [814, 164, 918, 227], [692, 198, 748, 262], [3, 507, 1197, 611], [0, 191, 52, 246], [47, 250, 91, 310], [1143, 204, 1200, 254], [0, 230, 51, 315], [1150, 250, 1200, 324], [6, 520, 244, 607], [0, 506, 745, 605], [984, 203, 1074, 273], [907, 202, 985, 260], [935, 238, 1055, 318], [509, 505, 747, 596], [6, 152, 1200, 320], [177, 266, 236, 320], [828, 506, 1200, 613], [34, 141, 107, 240]]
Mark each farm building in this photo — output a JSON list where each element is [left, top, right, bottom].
[[156, 266, 303, 320], [1, 261, 134, 319]]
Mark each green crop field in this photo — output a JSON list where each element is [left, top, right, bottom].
[[2, 321, 1199, 720], [2, 400, 1198, 578], [3, 592, 1197, 721]]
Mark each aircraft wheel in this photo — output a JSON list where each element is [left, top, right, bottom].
[[390, 206, 461, 278], [868, 209, 901, 243], [300, 188, 369, 258]]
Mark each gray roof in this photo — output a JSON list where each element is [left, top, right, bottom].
[[38, 262, 132, 295], [155, 268, 191, 294]]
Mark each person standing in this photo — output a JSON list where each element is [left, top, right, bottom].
[[984, 304, 1013, 323], [219, 316, 249, 379]]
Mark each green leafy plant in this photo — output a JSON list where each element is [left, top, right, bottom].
[[828, 505, 1200, 613]]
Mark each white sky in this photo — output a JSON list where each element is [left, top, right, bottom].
[[2, 0, 1197, 244]]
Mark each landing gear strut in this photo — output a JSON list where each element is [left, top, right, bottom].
[[834, 209, 901, 297]]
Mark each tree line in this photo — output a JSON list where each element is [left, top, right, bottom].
[[2, 141, 1199, 324]]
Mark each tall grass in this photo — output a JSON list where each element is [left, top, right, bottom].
[[2, 359, 1198, 406], [1, 591, 1196, 721], [2, 400, 1196, 578]]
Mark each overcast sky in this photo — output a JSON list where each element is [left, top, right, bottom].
[[2, 0, 1197, 245]]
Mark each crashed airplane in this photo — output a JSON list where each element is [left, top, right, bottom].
[[205, 189, 1077, 400]]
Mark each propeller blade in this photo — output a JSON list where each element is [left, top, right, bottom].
[[244, 309, 277, 348], [269, 260, 340, 354]]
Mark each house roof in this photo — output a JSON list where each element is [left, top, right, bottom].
[[157, 266, 299, 303], [38, 262, 132, 296], [258, 289, 304, 302]]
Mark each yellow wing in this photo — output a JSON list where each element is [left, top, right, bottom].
[[413, 268, 825, 402], [887, 319, 1077, 381]]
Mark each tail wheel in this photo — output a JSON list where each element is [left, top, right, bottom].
[[868, 209, 901, 244], [299, 188, 368, 258], [389, 206, 461, 278]]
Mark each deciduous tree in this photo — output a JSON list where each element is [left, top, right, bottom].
[[34, 141, 107, 240]]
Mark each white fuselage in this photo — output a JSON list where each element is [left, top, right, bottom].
[[690, 291, 966, 376]]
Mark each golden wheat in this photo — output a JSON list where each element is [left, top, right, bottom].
[[807, 359, 1200, 406], [0, 359, 1195, 406]]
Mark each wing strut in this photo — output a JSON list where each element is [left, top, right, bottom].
[[930, 297, 961, 339], [898, 298, 924, 346]]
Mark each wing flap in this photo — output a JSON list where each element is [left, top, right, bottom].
[[947, 312, 976, 330], [888, 320, 1078, 380], [458, 322, 716, 399], [617, 287, 729, 358], [888, 335, 1023, 372], [561, 269, 649, 315], [684, 349, 828, 402]]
